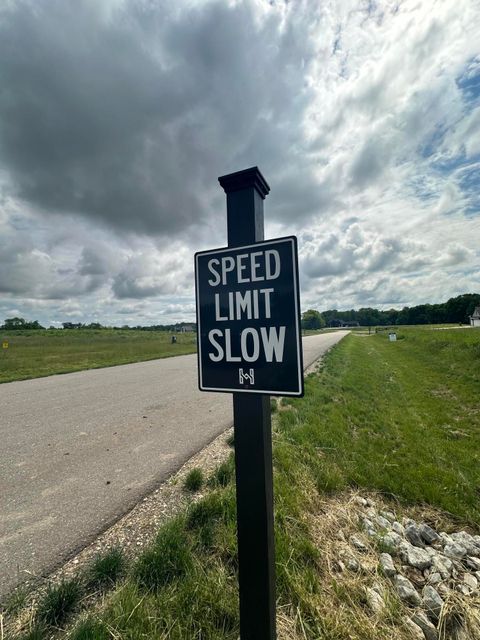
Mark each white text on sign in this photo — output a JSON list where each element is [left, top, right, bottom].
[[206, 248, 286, 364]]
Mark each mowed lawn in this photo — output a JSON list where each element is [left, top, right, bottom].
[[0, 329, 197, 383], [280, 326, 480, 524]]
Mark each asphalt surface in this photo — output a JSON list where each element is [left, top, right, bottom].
[[0, 331, 348, 597]]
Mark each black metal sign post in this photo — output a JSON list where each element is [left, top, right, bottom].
[[220, 166, 276, 640], [195, 167, 304, 640]]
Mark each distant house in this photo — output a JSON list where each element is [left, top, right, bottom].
[[470, 306, 480, 327], [176, 324, 196, 333], [329, 319, 360, 328]]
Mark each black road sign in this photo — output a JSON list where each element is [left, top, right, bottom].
[[195, 236, 304, 396]]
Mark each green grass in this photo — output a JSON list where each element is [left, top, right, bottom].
[[0, 329, 197, 383], [134, 518, 193, 590], [207, 455, 235, 488], [278, 327, 480, 524], [183, 467, 204, 492], [69, 617, 110, 640], [86, 548, 125, 589], [18, 626, 47, 640], [37, 579, 82, 627]]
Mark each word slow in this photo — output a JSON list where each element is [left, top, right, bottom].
[[208, 327, 286, 363]]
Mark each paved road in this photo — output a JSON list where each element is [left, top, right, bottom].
[[0, 331, 348, 597]]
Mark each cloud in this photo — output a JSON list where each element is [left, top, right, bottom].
[[0, 0, 323, 236], [0, 0, 479, 325]]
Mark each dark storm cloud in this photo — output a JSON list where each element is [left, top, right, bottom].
[[0, 0, 322, 236]]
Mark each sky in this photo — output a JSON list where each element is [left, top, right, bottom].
[[0, 0, 479, 327]]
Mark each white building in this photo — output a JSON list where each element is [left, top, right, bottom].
[[470, 306, 480, 327]]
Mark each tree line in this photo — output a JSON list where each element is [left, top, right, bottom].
[[0, 317, 196, 332], [2, 293, 479, 332], [301, 293, 480, 329]]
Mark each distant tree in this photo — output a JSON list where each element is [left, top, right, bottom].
[[301, 309, 325, 330], [3, 317, 26, 329], [2, 317, 44, 330]]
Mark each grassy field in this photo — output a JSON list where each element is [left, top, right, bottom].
[[282, 327, 480, 525], [7, 327, 480, 639], [0, 329, 197, 383]]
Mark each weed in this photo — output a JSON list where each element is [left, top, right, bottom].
[[2, 586, 28, 615], [135, 518, 193, 590], [86, 547, 125, 589], [196, 521, 217, 550], [69, 616, 110, 640], [19, 625, 46, 640], [208, 456, 235, 488], [186, 490, 235, 530], [37, 579, 82, 627], [183, 467, 204, 492], [226, 432, 235, 447]]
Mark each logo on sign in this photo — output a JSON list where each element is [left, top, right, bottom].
[[239, 368, 255, 385]]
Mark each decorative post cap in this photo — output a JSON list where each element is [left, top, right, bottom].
[[218, 166, 270, 199]]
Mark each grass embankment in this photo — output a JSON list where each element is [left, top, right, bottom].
[[287, 327, 480, 525], [9, 328, 480, 639], [0, 330, 196, 383]]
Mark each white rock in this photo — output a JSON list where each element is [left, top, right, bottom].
[[431, 555, 453, 579], [463, 573, 478, 592], [412, 611, 438, 640], [465, 556, 480, 571], [366, 507, 377, 519], [422, 585, 444, 621], [437, 583, 450, 598], [381, 531, 403, 552], [427, 572, 442, 585], [403, 616, 426, 640], [339, 549, 360, 572], [381, 510, 396, 522], [353, 496, 368, 507], [399, 542, 433, 570], [419, 523, 440, 545], [406, 524, 426, 548], [403, 517, 416, 528], [392, 521, 405, 536], [451, 531, 480, 557], [444, 542, 467, 560], [394, 574, 421, 606], [350, 535, 368, 553], [379, 553, 396, 577], [362, 517, 374, 531], [346, 556, 360, 571], [365, 498, 376, 507], [456, 583, 471, 596], [336, 529, 346, 542], [366, 587, 385, 614], [440, 532, 453, 546], [376, 515, 391, 530]]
